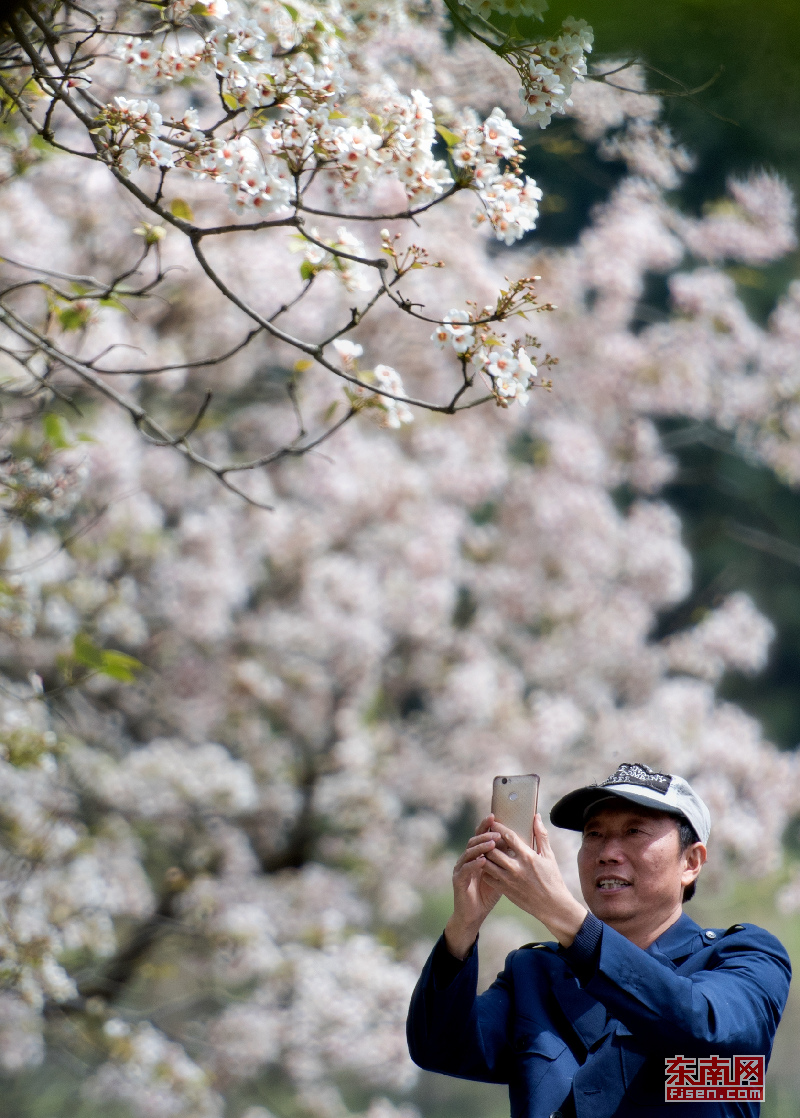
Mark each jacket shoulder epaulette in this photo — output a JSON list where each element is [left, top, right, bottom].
[[697, 923, 745, 944]]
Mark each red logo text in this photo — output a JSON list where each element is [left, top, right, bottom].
[[665, 1055, 765, 1102]]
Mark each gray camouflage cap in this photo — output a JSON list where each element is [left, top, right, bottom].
[[550, 762, 711, 844]]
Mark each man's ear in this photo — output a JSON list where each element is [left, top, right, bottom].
[[681, 842, 707, 888]]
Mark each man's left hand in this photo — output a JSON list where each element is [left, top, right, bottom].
[[482, 813, 588, 947]]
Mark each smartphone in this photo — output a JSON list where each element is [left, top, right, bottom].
[[491, 773, 540, 849]]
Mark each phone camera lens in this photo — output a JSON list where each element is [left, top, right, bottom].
[[501, 777, 507, 784]]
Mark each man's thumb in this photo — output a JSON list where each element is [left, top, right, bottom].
[[534, 812, 551, 850]]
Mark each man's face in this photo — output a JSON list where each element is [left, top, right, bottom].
[[577, 802, 704, 930]]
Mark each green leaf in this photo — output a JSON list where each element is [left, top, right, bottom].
[[56, 302, 92, 332], [300, 259, 316, 281], [436, 125, 462, 149], [29, 133, 56, 153], [73, 632, 105, 669], [221, 92, 239, 111], [72, 633, 142, 682], [43, 413, 73, 449], [283, 3, 299, 18], [322, 400, 339, 422], [170, 197, 195, 222], [98, 650, 143, 683], [99, 295, 129, 313]]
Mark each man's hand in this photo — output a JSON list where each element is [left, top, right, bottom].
[[444, 814, 504, 959], [482, 814, 588, 947]]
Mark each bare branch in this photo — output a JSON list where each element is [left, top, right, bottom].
[[189, 239, 487, 414], [298, 182, 462, 223], [0, 255, 108, 288], [91, 327, 264, 376], [166, 391, 212, 446], [294, 221, 390, 271], [195, 215, 300, 237], [0, 303, 274, 508]]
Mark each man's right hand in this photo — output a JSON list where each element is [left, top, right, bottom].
[[444, 814, 504, 960]]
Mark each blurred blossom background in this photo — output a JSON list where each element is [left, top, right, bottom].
[[0, 0, 799, 1116]]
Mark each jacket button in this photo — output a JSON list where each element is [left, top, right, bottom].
[[704, 930, 717, 939]]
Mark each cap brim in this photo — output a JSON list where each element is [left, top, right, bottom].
[[550, 785, 686, 832]]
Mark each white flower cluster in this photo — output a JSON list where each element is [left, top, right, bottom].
[[281, 936, 418, 1088], [431, 309, 539, 405], [0, 993, 44, 1071], [0, 690, 154, 1024], [451, 107, 543, 243], [204, 129, 295, 214], [85, 1022, 223, 1118], [452, 107, 519, 180], [103, 97, 176, 174], [72, 738, 258, 819], [294, 226, 372, 292], [373, 365, 415, 428], [367, 84, 453, 206], [480, 344, 538, 404], [110, 3, 458, 218], [520, 18, 594, 127], [0, 453, 87, 524], [333, 339, 413, 427], [122, 0, 338, 105], [474, 173, 543, 244], [110, 5, 550, 243], [431, 309, 475, 355], [664, 593, 775, 683], [119, 35, 207, 82]]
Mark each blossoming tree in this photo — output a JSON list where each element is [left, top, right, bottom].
[[0, 2, 799, 1117], [0, 0, 598, 504]]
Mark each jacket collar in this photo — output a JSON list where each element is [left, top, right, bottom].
[[550, 913, 704, 1050], [647, 911, 704, 963]]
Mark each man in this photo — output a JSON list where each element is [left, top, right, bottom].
[[407, 762, 791, 1117]]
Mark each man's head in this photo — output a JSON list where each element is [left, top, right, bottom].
[[576, 801, 706, 932], [550, 762, 710, 939]]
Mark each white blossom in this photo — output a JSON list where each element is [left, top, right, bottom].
[[431, 310, 475, 354], [2, 21, 800, 1118]]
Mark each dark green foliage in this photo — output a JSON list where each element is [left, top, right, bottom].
[[658, 421, 800, 749]]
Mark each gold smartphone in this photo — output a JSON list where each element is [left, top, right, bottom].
[[491, 773, 540, 849]]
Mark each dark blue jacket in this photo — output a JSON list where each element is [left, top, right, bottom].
[[406, 912, 791, 1118]]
